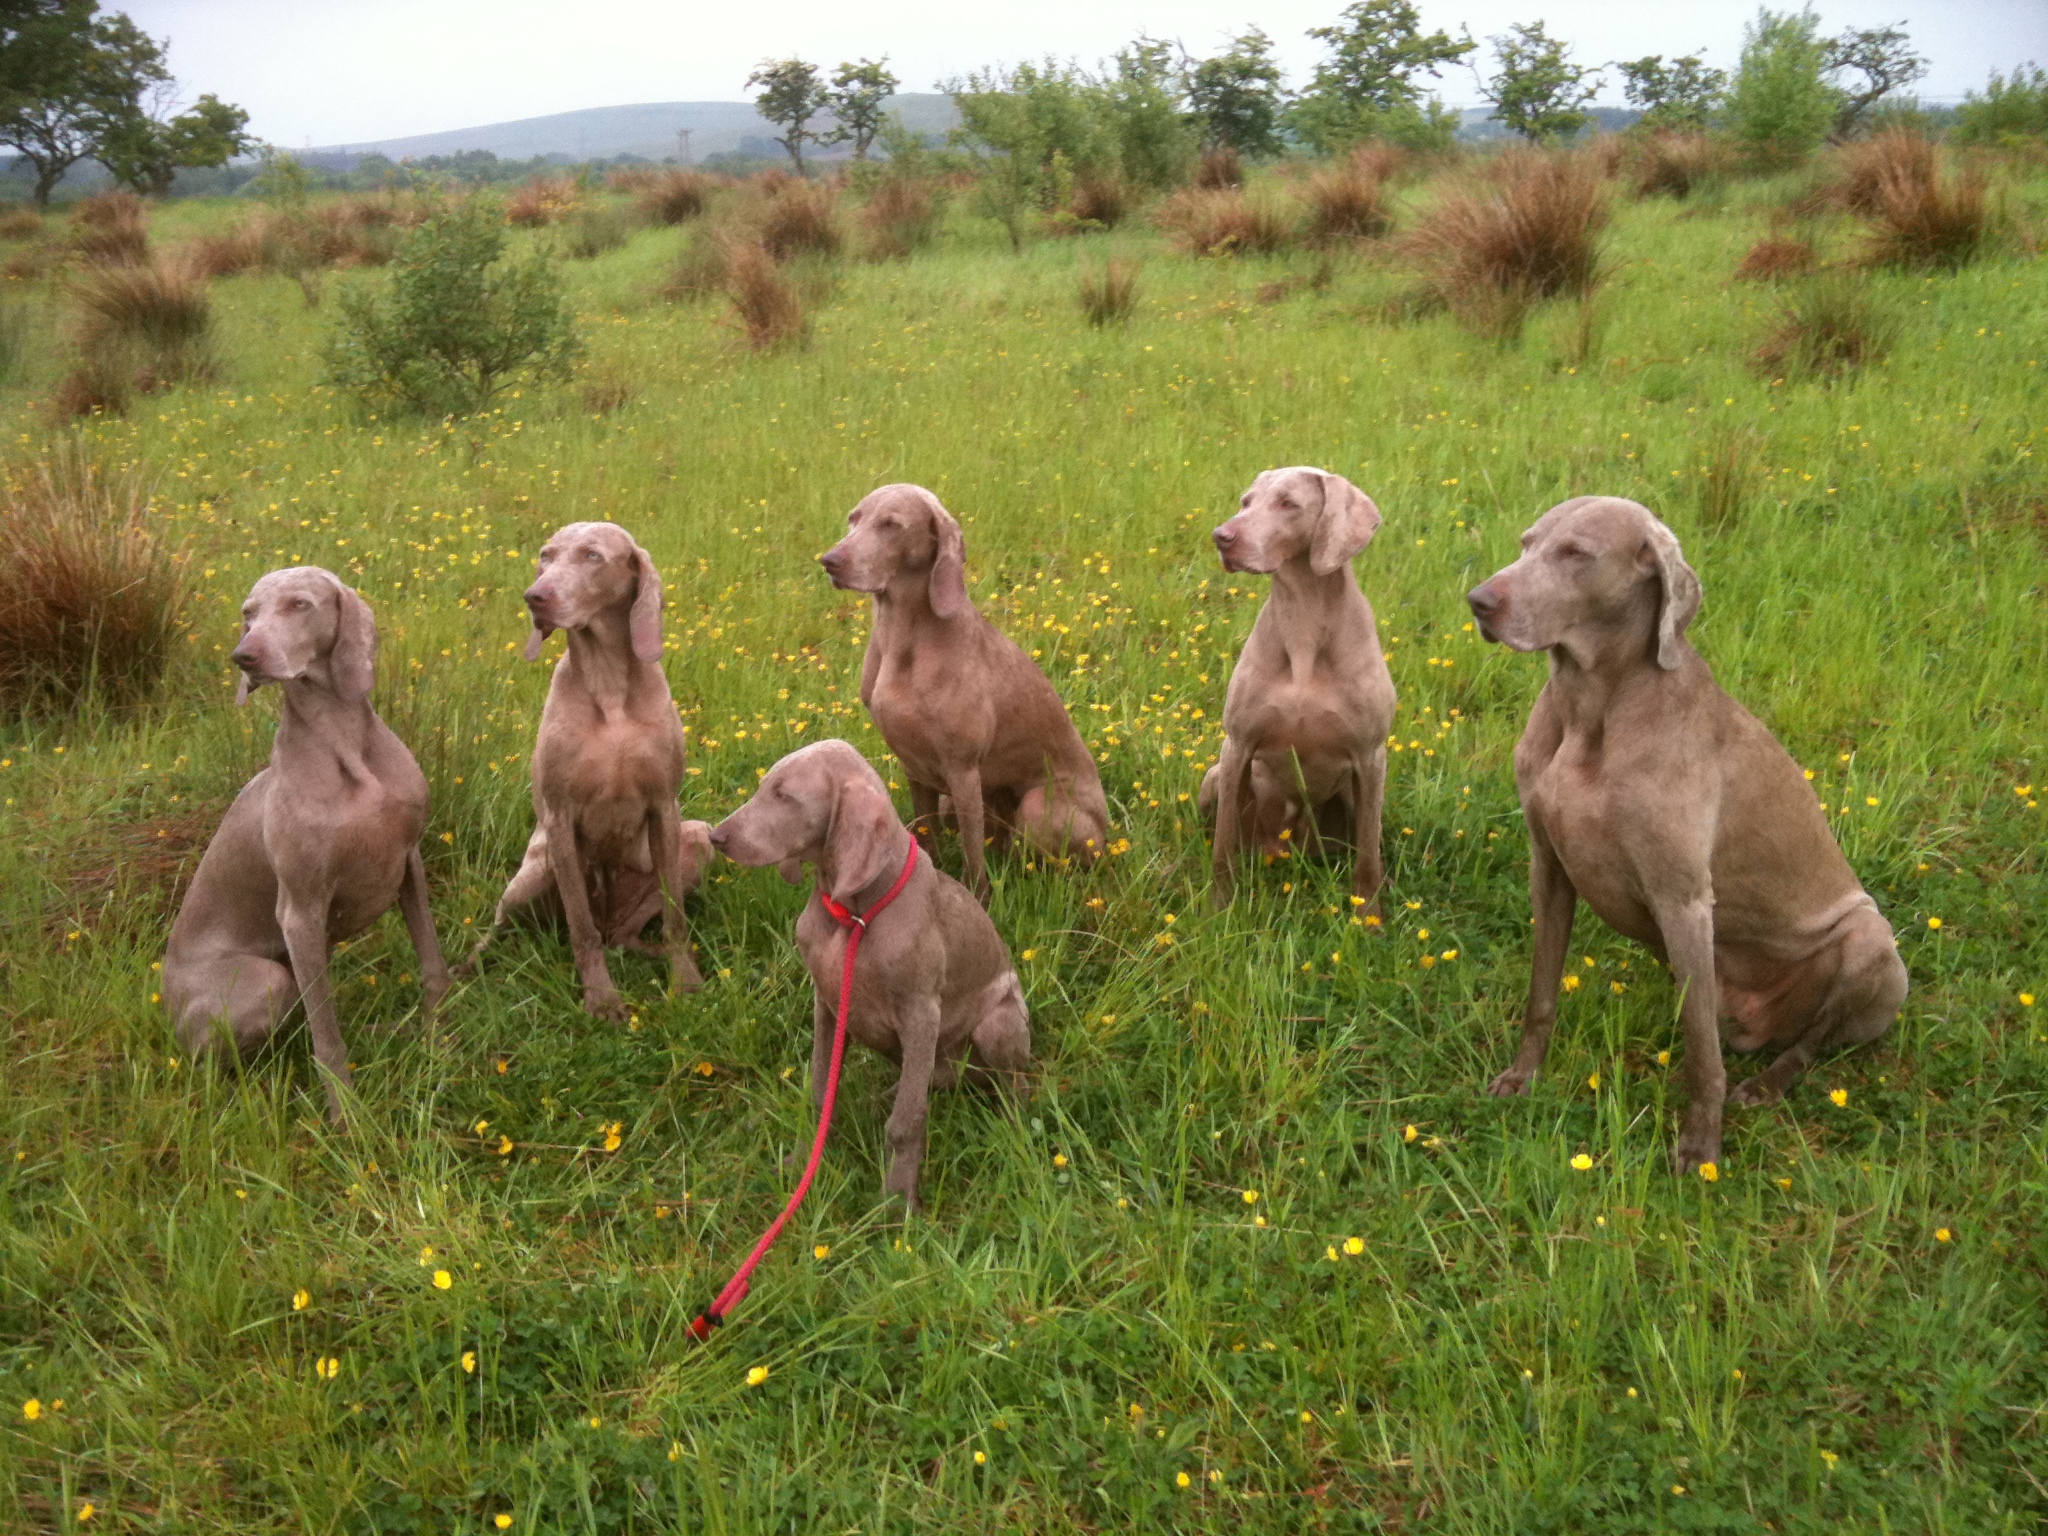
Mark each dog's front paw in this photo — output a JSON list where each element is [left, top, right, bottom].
[[1670, 1120, 1723, 1176], [582, 988, 630, 1024], [1486, 1067, 1535, 1098]]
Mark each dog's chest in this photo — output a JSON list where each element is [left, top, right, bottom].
[[1520, 740, 1667, 945]]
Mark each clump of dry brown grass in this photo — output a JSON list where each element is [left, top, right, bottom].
[[755, 178, 841, 260], [1735, 236, 1816, 281], [68, 191, 148, 264], [1194, 145, 1244, 189], [0, 206, 43, 241], [1831, 130, 1931, 215], [1077, 258, 1142, 326], [57, 253, 214, 414], [634, 168, 713, 225], [1301, 147, 1401, 243], [1066, 174, 1131, 230], [859, 178, 941, 260], [1156, 188, 1294, 257], [1863, 155, 1993, 271], [1752, 273, 1899, 380], [1629, 133, 1731, 200], [0, 450, 187, 712], [721, 238, 806, 348], [1400, 150, 1609, 335], [506, 176, 580, 227]]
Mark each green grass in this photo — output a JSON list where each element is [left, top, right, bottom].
[[2, 172, 2045, 1533]]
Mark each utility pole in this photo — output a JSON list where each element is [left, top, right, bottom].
[[676, 128, 693, 165]]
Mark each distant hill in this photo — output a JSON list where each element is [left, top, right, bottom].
[[310, 94, 960, 168]]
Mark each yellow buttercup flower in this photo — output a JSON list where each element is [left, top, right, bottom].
[[1241, 1189, 1258, 1204], [495, 1516, 513, 1531], [22, 1398, 41, 1421], [76, 1502, 95, 1522], [746, 1366, 769, 1387], [1343, 1236, 1364, 1255], [1052, 1153, 1068, 1168], [1176, 1472, 1191, 1489], [1570, 1153, 1593, 1171], [813, 1244, 830, 1260], [292, 1289, 310, 1311], [1403, 1124, 1418, 1143], [974, 1450, 987, 1465], [1829, 1088, 1848, 1107], [1935, 1227, 1952, 1243], [1698, 1162, 1719, 1182], [432, 1270, 452, 1290], [462, 1351, 477, 1373]]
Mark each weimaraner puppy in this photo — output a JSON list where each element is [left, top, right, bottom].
[[461, 521, 709, 1019], [1199, 466, 1395, 911], [820, 483, 1109, 901], [163, 567, 449, 1123], [1467, 496, 1907, 1173], [709, 738, 1031, 1212]]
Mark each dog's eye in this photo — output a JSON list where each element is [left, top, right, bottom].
[[585, 549, 602, 562], [1555, 544, 1593, 562], [292, 598, 311, 610]]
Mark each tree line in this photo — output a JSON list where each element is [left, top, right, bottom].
[[744, 4, 1945, 180]]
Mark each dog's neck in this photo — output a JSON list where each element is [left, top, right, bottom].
[[870, 564, 965, 654], [816, 820, 914, 916], [561, 606, 653, 715], [275, 673, 378, 781], [1544, 594, 1671, 725], [1265, 555, 1363, 678]]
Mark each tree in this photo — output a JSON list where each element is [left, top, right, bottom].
[[1292, 0, 1474, 153], [98, 91, 250, 195], [0, 0, 165, 206], [1480, 21, 1600, 142], [324, 196, 579, 418], [947, 60, 1114, 248], [1101, 35, 1195, 188], [1187, 28, 1288, 158], [1825, 23, 1925, 139], [1723, 8, 1837, 165], [1615, 53, 1727, 131], [1953, 63, 2048, 145], [745, 58, 828, 174], [821, 57, 897, 160]]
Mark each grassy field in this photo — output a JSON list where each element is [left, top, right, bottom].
[[2, 166, 2046, 1533]]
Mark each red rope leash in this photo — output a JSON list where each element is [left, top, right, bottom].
[[689, 839, 920, 1341]]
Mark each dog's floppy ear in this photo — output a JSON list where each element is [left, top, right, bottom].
[[329, 577, 378, 703], [1310, 471, 1382, 576], [1644, 519, 1702, 670], [925, 493, 970, 620], [824, 773, 900, 907], [629, 544, 664, 662]]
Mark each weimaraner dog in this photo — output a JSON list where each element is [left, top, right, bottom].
[[461, 521, 710, 1019], [163, 566, 449, 1123], [1467, 496, 1907, 1173], [819, 483, 1109, 901], [709, 738, 1031, 1212], [1199, 466, 1395, 911]]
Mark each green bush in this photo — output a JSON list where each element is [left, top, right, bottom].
[[324, 197, 578, 418], [1723, 8, 1837, 166], [1954, 64, 2048, 145]]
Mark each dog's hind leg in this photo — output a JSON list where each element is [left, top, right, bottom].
[[173, 953, 296, 1066], [456, 827, 552, 976], [1731, 915, 1906, 1108]]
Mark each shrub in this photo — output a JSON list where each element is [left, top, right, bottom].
[[1401, 150, 1608, 333], [0, 451, 187, 713], [71, 253, 214, 394], [325, 197, 580, 417], [562, 203, 632, 260], [1723, 9, 1837, 167], [1195, 145, 1244, 189], [1953, 64, 2048, 145], [721, 239, 805, 349], [1629, 132, 1731, 199], [859, 178, 942, 260], [1752, 273, 1898, 380], [1735, 236, 1816, 281], [1155, 188, 1293, 257], [505, 176, 580, 227], [756, 179, 841, 260], [1077, 258, 1141, 325], [0, 207, 43, 241], [1301, 147, 1400, 242], [1863, 157, 1992, 271], [183, 223, 264, 279], [635, 169, 712, 225], [68, 191, 148, 264]]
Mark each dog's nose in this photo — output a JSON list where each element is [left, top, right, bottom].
[[706, 823, 728, 849], [1211, 525, 1236, 550], [818, 548, 844, 576], [1466, 581, 1502, 621], [523, 585, 547, 611]]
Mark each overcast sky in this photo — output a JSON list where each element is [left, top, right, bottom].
[[119, 1, 2048, 148]]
